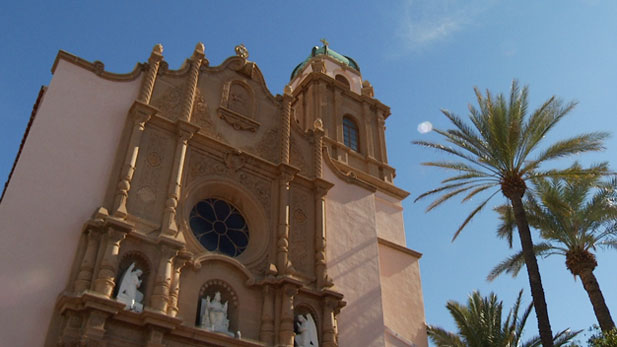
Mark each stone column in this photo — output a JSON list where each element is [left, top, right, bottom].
[[279, 284, 298, 347], [167, 250, 192, 317], [150, 245, 178, 313], [74, 227, 102, 293], [259, 284, 275, 345], [112, 102, 157, 218], [313, 119, 324, 179], [137, 44, 164, 104], [93, 227, 127, 297], [281, 85, 293, 165], [160, 121, 198, 237], [322, 297, 339, 347], [276, 165, 297, 274], [179, 43, 205, 123]]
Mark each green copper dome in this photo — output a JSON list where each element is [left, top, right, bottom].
[[291, 45, 360, 80]]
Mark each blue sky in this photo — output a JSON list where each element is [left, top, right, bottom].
[[2, 1, 617, 344]]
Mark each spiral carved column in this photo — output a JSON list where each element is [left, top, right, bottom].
[[281, 85, 293, 164], [137, 44, 164, 104], [179, 43, 205, 123]]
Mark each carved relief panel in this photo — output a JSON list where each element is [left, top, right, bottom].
[[290, 129, 314, 178], [127, 127, 174, 224], [289, 185, 315, 278], [218, 80, 260, 132], [150, 76, 185, 122]]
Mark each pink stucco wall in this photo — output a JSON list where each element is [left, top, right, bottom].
[[375, 191, 407, 246], [0, 59, 141, 346], [379, 243, 428, 347], [324, 163, 427, 347], [324, 164, 387, 347]]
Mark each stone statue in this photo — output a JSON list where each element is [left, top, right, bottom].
[[199, 291, 233, 336], [295, 313, 319, 347], [116, 262, 144, 312]]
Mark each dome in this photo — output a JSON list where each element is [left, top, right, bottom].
[[290, 45, 360, 80]]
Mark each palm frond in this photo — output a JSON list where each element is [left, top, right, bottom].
[[487, 243, 553, 281]]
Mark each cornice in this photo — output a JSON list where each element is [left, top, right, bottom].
[[322, 146, 410, 200], [52, 50, 144, 81], [377, 237, 423, 259]]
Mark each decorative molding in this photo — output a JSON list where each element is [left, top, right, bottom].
[[52, 50, 144, 81], [218, 106, 260, 132], [377, 237, 423, 259]]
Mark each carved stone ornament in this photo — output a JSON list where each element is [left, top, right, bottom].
[[235, 44, 249, 59], [218, 80, 259, 132], [218, 106, 260, 132]]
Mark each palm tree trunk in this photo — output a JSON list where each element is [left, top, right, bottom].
[[579, 268, 615, 332], [510, 196, 554, 347]]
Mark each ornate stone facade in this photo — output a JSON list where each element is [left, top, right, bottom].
[[1, 42, 427, 346]]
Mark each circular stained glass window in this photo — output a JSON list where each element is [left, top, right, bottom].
[[189, 199, 249, 257]]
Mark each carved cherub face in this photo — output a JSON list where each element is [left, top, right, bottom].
[[135, 269, 143, 276]]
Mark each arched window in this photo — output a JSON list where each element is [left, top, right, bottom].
[[335, 74, 350, 88], [343, 117, 359, 152], [189, 199, 249, 257]]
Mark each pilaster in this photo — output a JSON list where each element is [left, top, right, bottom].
[[276, 164, 299, 275], [160, 120, 199, 238], [167, 249, 192, 317], [150, 244, 178, 313], [112, 101, 158, 218], [74, 226, 103, 293], [93, 219, 132, 297], [278, 283, 298, 347], [259, 284, 275, 345]]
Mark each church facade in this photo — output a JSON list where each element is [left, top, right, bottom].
[[0, 43, 427, 346]]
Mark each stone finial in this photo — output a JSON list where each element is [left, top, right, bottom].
[[152, 43, 163, 55], [313, 118, 324, 131], [193, 42, 205, 58], [361, 79, 374, 98], [235, 44, 249, 59], [283, 84, 293, 96]]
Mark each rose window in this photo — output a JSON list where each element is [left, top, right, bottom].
[[189, 199, 249, 257]]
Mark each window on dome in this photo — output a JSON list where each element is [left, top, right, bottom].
[[343, 117, 359, 152], [335, 74, 350, 88], [189, 199, 249, 257]]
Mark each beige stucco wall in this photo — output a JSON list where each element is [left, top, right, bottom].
[[379, 242, 428, 347], [0, 60, 140, 346]]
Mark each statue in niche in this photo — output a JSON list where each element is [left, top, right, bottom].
[[116, 262, 144, 313], [199, 291, 233, 336], [295, 313, 319, 347]]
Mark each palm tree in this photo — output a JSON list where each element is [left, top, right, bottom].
[[488, 169, 617, 332], [427, 290, 579, 347], [414, 80, 609, 346]]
